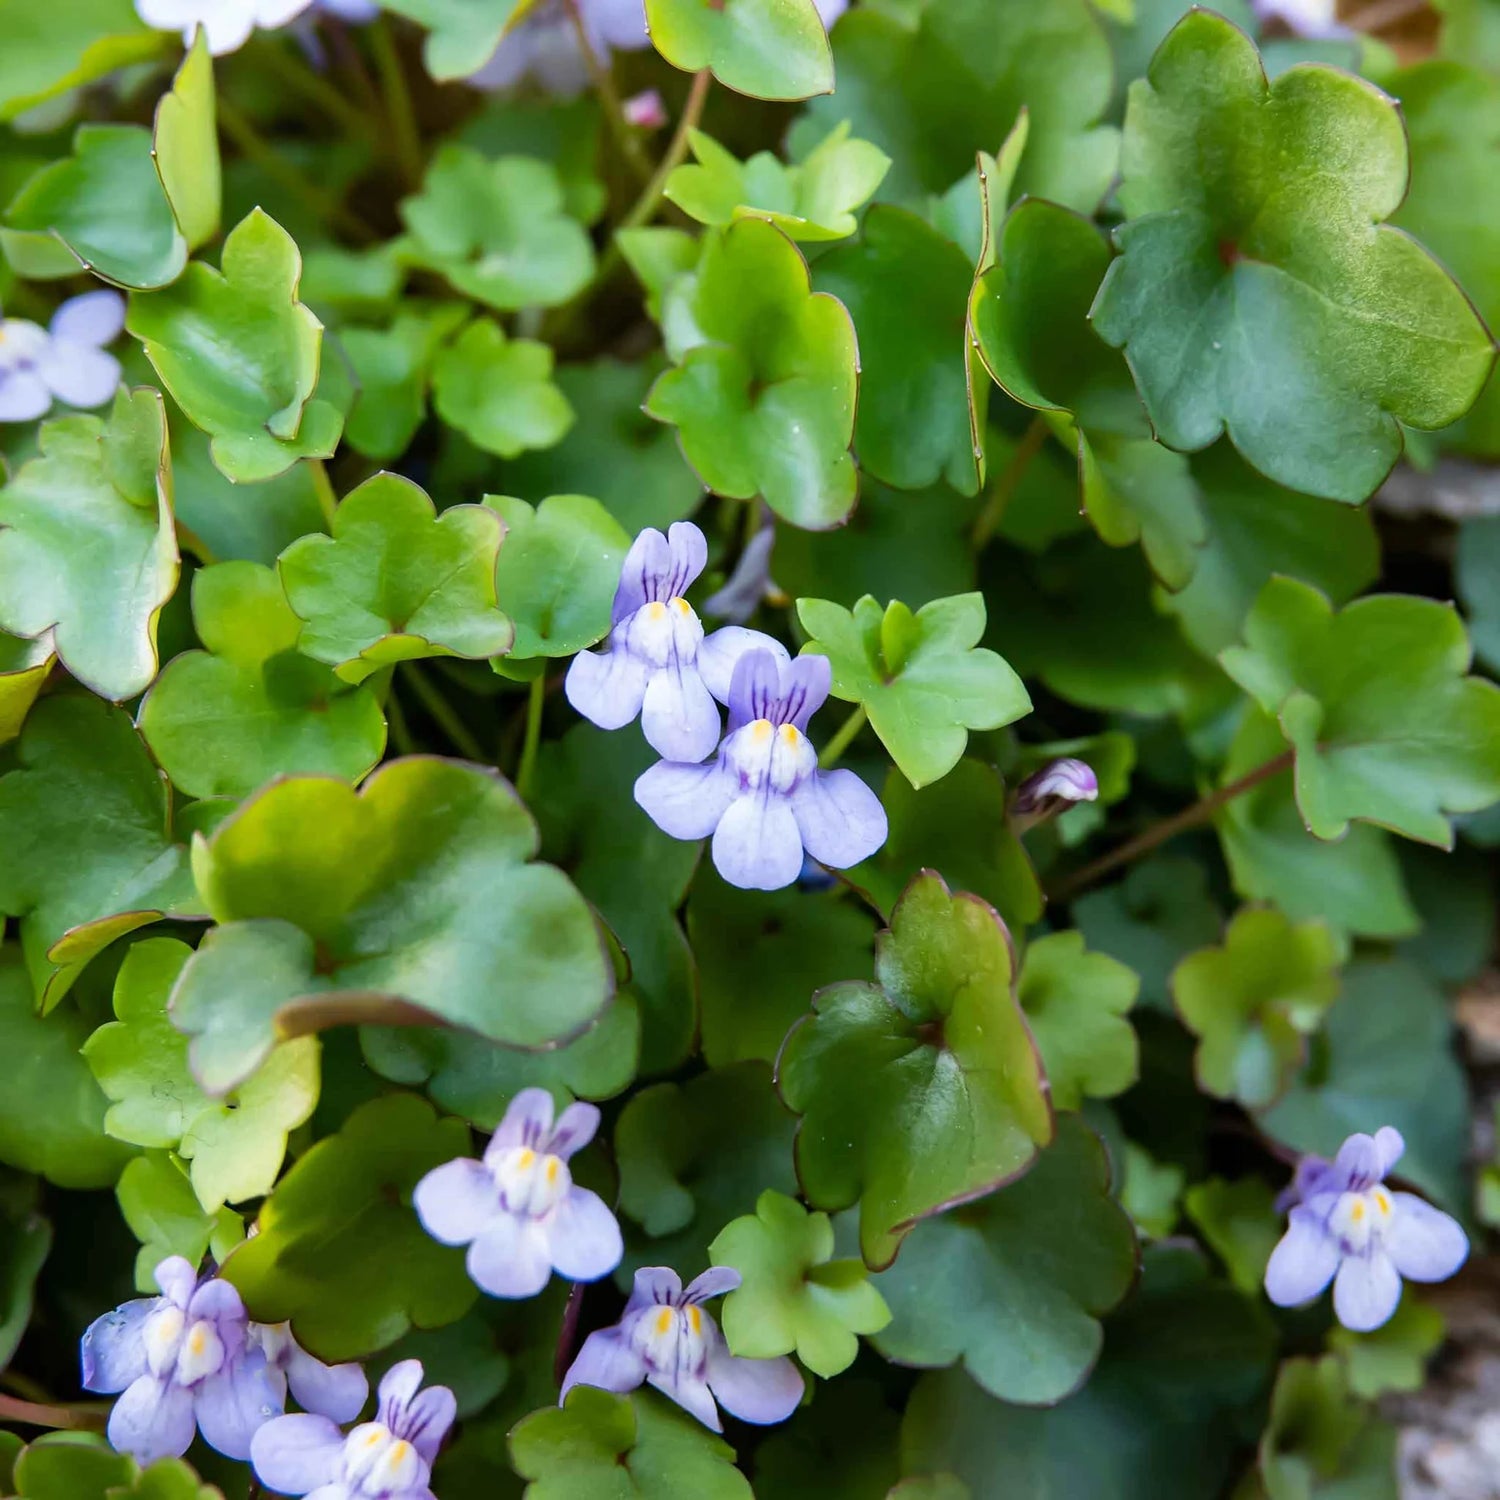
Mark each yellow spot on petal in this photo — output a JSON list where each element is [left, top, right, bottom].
[[671, 597, 691, 616], [390, 1440, 412, 1462], [517, 1149, 535, 1169], [1374, 1189, 1391, 1214], [546, 1158, 559, 1183], [188, 1327, 206, 1355], [1350, 1200, 1365, 1222], [655, 1308, 674, 1335], [647, 601, 668, 621], [365, 1430, 384, 1447], [751, 719, 773, 742], [689, 1306, 702, 1334], [779, 724, 801, 745]]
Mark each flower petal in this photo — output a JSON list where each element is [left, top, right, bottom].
[[703, 526, 776, 624], [0, 370, 53, 423], [698, 628, 790, 705], [612, 527, 673, 623], [1331, 1130, 1402, 1192], [641, 662, 721, 761], [37, 343, 120, 410], [393, 1381, 456, 1462], [154, 1257, 199, 1309], [286, 1342, 369, 1424], [1333, 1251, 1402, 1332], [467, 1215, 554, 1298], [712, 794, 805, 891], [547, 1101, 602, 1159], [588, 0, 653, 47], [376, 1360, 424, 1425], [565, 645, 651, 732], [634, 758, 735, 841], [725, 647, 788, 731], [547, 1187, 623, 1282], [1385, 1194, 1469, 1283], [561, 1328, 647, 1402], [684, 1267, 741, 1303], [108, 1374, 196, 1464], [187, 1277, 249, 1343], [413, 1158, 498, 1246], [624, 1266, 684, 1317], [304, 1485, 356, 1500], [649, 1369, 723, 1432], [195, 1351, 282, 1460], [250, 1412, 346, 1494], [665, 521, 708, 596], [791, 768, 888, 871], [81, 1297, 157, 1393], [49, 289, 125, 348], [1263, 1208, 1341, 1307], [778, 654, 832, 731], [491, 1088, 556, 1153], [705, 1339, 804, 1426]]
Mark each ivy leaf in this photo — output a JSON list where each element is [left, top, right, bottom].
[[874, 1115, 1137, 1404], [222, 1093, 476, 1361], [814, 206, 981, 495], [797, 593, 1030, 788], [972, 196, 1204, 586], [140, 560, 386, 799], [378, 0, 529, 82], [172, 756, 612, 1094], [795, 0, 1119, 213], [1220, 576, 1500, 847], [779, 872, 1053, 1269], [644, 0, 834, 100], [341, 304, 468, 463], [0, 1, 161, 122], [665, 122, 890, 241], [0, 1171, 51, 1369], [1261, 958, 1469, 1213], [1171, 908, 1341, 1109], [1091, 10, 1495, 502], [1120, 1140, 1185, 1242], [1182, 1176, 1282, 1297], [0, 696, 199, 1011], [127, 209, 345, 482], [151, 29, 219, 252], [644, 218, 858, 529], [485, 494, 631, 663], [5, 1435, 135, 1500], [116, 1152, 243, 1291], [710, 1190, 891, 1378], [431, 318, 575, 459], [401, 148, 595, 311], [0, 945, 132, 1189], [1253, 1357, 1398, 1500], [0, 387, 176, 702], [509, 1387, 752, 1498], [615, 1063, 798, 1280], [277, 472, 512, 684], [1328, 1296, 1446, 1400], [0, 634, 51, 746], [1018, 931, 1139, 1111]]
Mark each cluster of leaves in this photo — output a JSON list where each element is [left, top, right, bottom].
[[2, 1, 1500, 1497]]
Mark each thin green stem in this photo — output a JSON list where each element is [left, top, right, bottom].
[[253, 35, 372, 139], [561, 0, 654, 186], [971, 414, 1048, 551], [386, 682, 418, 756], [1044, 748, 1296, 903], [0, 1393, 107, 1431], [308, 459, 340, 529], [402, 663, 486, 763], [620, 68, 712, 233], [369, 16, 424, 191], [516, 675, 546, 800], [818, 704, 868, 769]]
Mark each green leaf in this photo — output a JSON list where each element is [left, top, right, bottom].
[[1018, 931, 1139, 1111], [141, 560, 387, 798], [0, 633, 52, 746], [1182, 1175, 1282, 1296], [1254, 1357, 1398, 1500], [0, 1, 161, 122], [795, 0, 1120, 213], [116, 1152, 242, 1292], [875, 1115, 1136, 1404], [173, 756, 613, 1094], [0, 944, 132, 1188], [1329, 1295, 1445, 1400], [686, 865, 874, 1069], [431, 319, 575, 459], [814, 206, 981, 494], [0, 1170, 51, 1368], [222, 1093, 477, 1361], [797, 593, 1030, 788], [1091, 10, 1495, 502], [665, 122, 890, 241], [1119, 1140, 1184, 1241], [0, 696, 199, 1011], [1260, 958, 1469, 1213], [401, 148, 595, 311], [128, 209, 344, 482], [644, 218, 858, 529], [7, 1434, 136, 1500], [644, 0, 834, 100], [971, 196, 1203, 586], [278, 472, 512, 683], [779, 872, 1053, 1269], [509, 1387, 752, 1498], [1220, 576, 1500, 847], [341, 304, 468, 463], [615, 1063, 798, 1281], [151, 30, 219, 253], [378, 0, 529, 81], [710, 1190, 890, 1378], [1171, 908, 1342, 1109], [1458, 514, 1500, 674], [0, 388, 176, 701]]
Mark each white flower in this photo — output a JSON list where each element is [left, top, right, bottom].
[[0, 291, 124, 424], [135, 0, 319, 55]]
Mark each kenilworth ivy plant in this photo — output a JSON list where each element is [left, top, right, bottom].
[[1, 1, 1498, 1497]]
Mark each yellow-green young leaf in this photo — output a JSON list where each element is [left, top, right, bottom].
[[431, 319, 575, 459], [342, 304, 467, 463], [0, 388, 176, 702], [645, 0, 834, 100], [0, 633, 51, 746], [0, 1174, 51, 1370], [116, 1152, 244, 1292], [1183, 1176, 1282, 1296], [378, 0, 530, 81], [1171, 908, 1342, 1109], [151, 28, 220, 252], [1254, 1357, 1399, 1500], [1329, 1296, 1446, 1399], [0, 0, 163, 123], [1092, 10, 1496, 502], [128, 210, 344, 482]]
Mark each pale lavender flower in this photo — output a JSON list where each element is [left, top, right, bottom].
[[81, 1256, 281, 1464], [413, 1088, 622, 1299], [251, 1321, 369, 1424], [0, 291, 123, 423], [1250, 0, 1351, 38], [635, 648, 887, 891], [251, 1359, 455, 1500], [317, 0, 378, 18], [703, 509, 779, 624], [1010, 757, 1098, 833], [562, 1266, 803, 1432], [1264, 1128, 1469, 1332], [135, 0, 318, 54]]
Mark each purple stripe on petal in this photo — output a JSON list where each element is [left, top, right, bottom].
[[376, 1360, 424, 1426], [779, 654, 832, 731], [726, 650, 785, 732], [1330, 1133, 1390, 1192], [547, 1102, 602, 1159], [650, 1369, 723, 1432], [1333, 1251, 1402, 1332], [641, 662, 720, 761], [613, 528, 672, 623], [251, 1413, 346, 1495], [395, 1383, 457, 1462], [665, 521, 709, 597], [195, 1350, 282, 1460], [414, 1158, 498, 1246], [108, 1374, 197, 1464], [547, 1187, 623, 1282], [790, 769, 887, 871], [705, 1338, 803, 1426], [467, 1216, 553, 1299], [625, 1267, 684, 1316], [712, 795, 805, 891], [1264, 1208, 1341, 1307], [491, 1089, 555, 1153], [635, 759, 734, 841], [561, 1328, 647, 1402], [82, 1298, 156, 1393], [684, 1267, 741, 1303], [1385, 1194, 1469, 1283], [566, 646, 651, 731], [698, 627, 789, 705]]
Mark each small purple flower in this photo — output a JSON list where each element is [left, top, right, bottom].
[[468, 0, 652, 95], [1264, 1128, 1469, 1332], [0, 291, 124, 423], [251, 1358, 455, 1500], [1250, 0, 1350, 38], [562, 1266, 803, 1432], [622, 88, 667, 130], [1010, 757, 1099, 833], [81, 1256, 281, 1465], [704, 509, 779, 625], [413, 1088, 623, 1299], [251, 1321, 369, 1425], [634, 648, 887, 891]]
